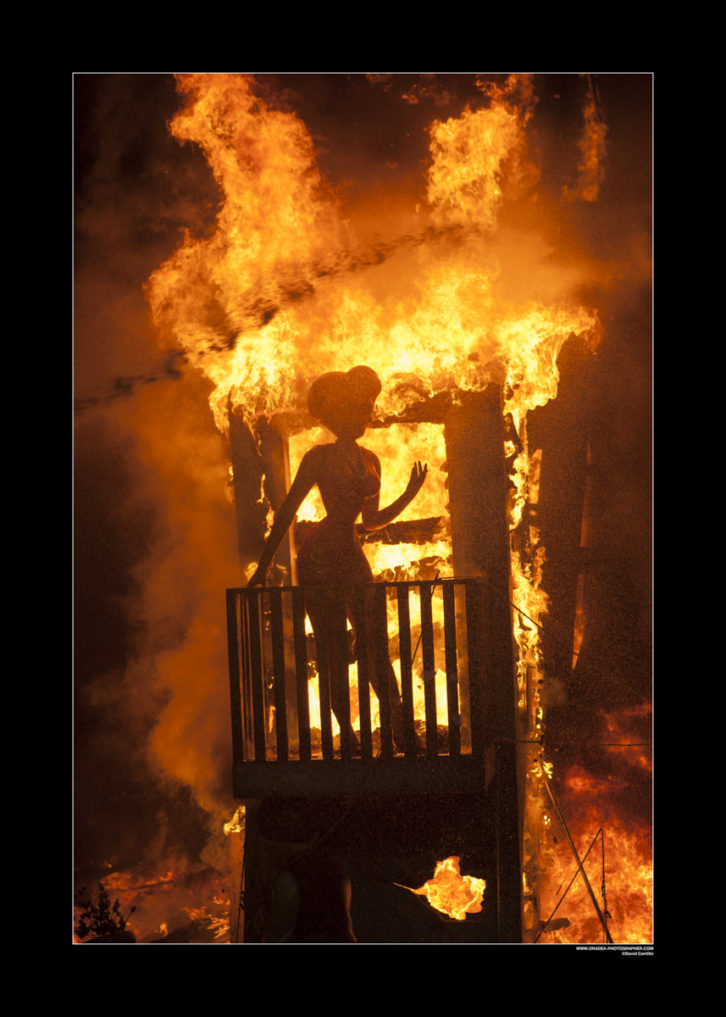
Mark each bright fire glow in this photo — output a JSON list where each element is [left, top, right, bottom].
[[146, 73, 601, 437], [406, 856, 486, 921]]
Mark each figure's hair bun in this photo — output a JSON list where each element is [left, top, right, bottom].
[[346, 365, 382, 403], [307, 366, 381, 426]]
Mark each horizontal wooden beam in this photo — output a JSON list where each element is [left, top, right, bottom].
[[233, 753, 487, 799], [294, 517, 446, 549]]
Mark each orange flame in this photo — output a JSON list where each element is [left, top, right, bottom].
[[406, 856, 486, 921], [146, 73, 601, 435], [563, 76, 608, 203]]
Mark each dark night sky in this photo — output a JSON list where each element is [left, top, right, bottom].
[[73, 73, 652, 886]]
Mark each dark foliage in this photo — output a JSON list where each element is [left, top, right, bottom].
[[74, 881, 136, 943]]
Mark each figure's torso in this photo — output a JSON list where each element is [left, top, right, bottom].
[[296, 441, 380, 586], [313, 441, 380, 524]]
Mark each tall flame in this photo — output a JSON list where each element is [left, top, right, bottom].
[[146, 73, 601, 434]]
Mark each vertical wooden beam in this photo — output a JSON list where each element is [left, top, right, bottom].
[[442, 581, 461, 757], [419, 580, 438, 758], [268, 588, 288, 762], [238, 801, 264, 942], [373, 584, 394, 760], [464, 579, 487, 760], [528, 339, 592, 687], [444, 385, 522, 944], [254, 415, 297, 585], [395, 583, 417, 757], [292, 587, 311, 762], [226, 590, 244, 788], [227, 411, 267, 574], [311, 588, 334, 760], [245, 590, 267, 762], [353, 585, 373, 760], [334, 591, 353, 761]]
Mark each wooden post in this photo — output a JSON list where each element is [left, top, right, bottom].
[[254, 416, 302, 752], [254, 415, 298, 586], [395, 583, 417, 758], [528, 338, 592, 686], [227, 411, 267, 572], [353, 585, 374, 760], [442, 580, 461, 757], [226, 590, 244, 780], [444, 385, 522, 944]]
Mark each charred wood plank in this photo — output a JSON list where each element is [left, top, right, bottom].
[[309, 588, 334, 760], [419, 581, 438, 758], [443, 580, 461, 756], [226, 590, 245, 773], [227, 412, 267, 571], [359, 517, 445, 546], [372, 584, 394, 760], [352, 585, 373, 760], [395, 583, 417, 757], [464, 583, 487, 761], [291, 587, 311, 762], [245, 590, 267, 762], [294, 517, 446, 551], [332, 593, 353, 761], [268, 588, 288, 762]]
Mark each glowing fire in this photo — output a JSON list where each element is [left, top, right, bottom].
[[538, 803, 652, 944], [146, 73, 601, 437], [403, 856, 486, 921], [76, 866, 232, 943], [530, 704, 653, 944]]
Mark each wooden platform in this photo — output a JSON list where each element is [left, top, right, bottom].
[[226, 578, 492, 799]]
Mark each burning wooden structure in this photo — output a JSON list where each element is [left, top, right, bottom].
[[226, 383, 535, 943], [133, 72, 650, 945]]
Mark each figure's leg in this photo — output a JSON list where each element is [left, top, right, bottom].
[[306, 589, 360, 756], [349, 587, 407, 754]]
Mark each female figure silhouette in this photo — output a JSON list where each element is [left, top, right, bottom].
[[248, 365, 427, 753]]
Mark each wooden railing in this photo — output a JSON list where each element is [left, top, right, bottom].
[[227, 579, 492, 795]]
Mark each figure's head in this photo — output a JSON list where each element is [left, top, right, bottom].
[[307, 365, 382, 439]]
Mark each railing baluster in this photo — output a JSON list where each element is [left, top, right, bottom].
[[228, 579, 482, 775], [373, 583, 393, 759], [420, 581, 438, 757], [443, 581, 461, 756], [334, 591, 352, 761], [268, 587, 288, 762], [292, 587, 311, 762], [241, 595, 254, 759], [311, 588, 334, 760], [353, 585, 373, 759], [226, 590, 244, 772], [246, 590, 267, 762], [465, 580, 486, 760], [396, 582, 416, 757]]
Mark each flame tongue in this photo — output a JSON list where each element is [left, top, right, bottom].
[[409, 856, 486, 922], [146, 73, 601, 433]]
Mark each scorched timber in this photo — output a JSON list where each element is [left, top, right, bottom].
[[294, 517, 445, 549]]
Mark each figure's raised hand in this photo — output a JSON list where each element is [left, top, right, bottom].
[[247, 565, 267, 588], [406, 461, 428, 498]]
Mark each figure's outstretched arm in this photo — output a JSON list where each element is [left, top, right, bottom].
[[361, 460, 428, 532], [247, 449, 318, 586]]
